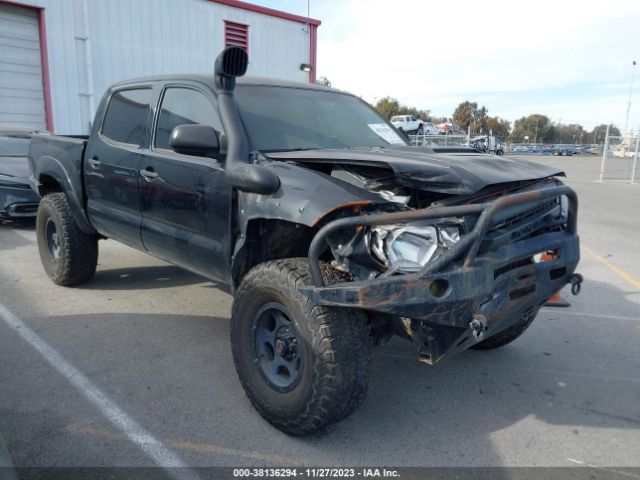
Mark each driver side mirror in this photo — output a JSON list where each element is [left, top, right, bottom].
[[169, 124, 220, 157]]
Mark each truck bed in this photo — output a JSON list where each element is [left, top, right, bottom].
[[28, 133, 87, 177], [28, 133, 89, 221]]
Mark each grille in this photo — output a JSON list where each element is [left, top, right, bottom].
[[488, 199, 558, 235], [480, 197, 564, 252]]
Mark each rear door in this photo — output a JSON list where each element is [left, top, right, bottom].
[[84, 87, 154, 249], [139, 84, 232, 281]]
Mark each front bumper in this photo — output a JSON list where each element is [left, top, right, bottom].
[[300, 185, 580, 364]]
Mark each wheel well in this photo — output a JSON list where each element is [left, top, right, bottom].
[[38, 174, 63, 195], [231, 219, 318, 288]]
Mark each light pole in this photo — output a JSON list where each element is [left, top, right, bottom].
[[623, 60, 637, 138]]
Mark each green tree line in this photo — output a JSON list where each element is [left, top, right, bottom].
[[372, 96, 618, 143]]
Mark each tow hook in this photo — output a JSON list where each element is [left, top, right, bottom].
[[469, 314, 487, 341], [569, 273, 583, 295]]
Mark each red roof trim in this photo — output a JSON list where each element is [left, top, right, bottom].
[[38, 8, 54, 132], [209, 0, 320, 26], [309, 23, 317, 84]]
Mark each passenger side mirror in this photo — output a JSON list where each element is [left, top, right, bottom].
[[169, 124, 220, 157]]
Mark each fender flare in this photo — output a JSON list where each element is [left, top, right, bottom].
[[34, 156, 96, 235]]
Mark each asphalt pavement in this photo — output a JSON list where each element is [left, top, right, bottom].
[[0, 155, 639, 473]]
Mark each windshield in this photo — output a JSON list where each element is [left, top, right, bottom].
[[235, 85, 407, 151], [0, 135, 30, 157]]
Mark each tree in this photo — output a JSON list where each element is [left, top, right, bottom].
[[430, 116, 450, 124], [373, 97, 431, 121], [552, 123, 587, 144], [452, 101, 488, 134], [510, 114, 553, 143], [589, 124, 620, 144], [316, 76, 331, 87], [374, 97, 401, 119], [484, 116, 511, 138]]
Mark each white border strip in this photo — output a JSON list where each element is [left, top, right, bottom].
[[0, 303, 198, 480]]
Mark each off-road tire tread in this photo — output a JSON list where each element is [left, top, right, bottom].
[[37, 193, 98, 286], [231, 258, 371, 435]]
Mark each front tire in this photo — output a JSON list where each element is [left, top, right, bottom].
[[231, 259, 371, 435], [36, 193, 98, 286]]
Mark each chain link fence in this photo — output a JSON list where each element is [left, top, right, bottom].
[[408, 129, 640, 184], [599, 129, 640, 183]]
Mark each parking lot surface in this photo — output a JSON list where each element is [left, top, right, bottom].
[[1, 155, 639, 470]]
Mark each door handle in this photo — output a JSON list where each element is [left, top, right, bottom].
[[140, 168, 159, 181], [88, 157, 101, 168]]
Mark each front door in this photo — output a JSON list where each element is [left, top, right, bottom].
[[84, 87, 154, 249], [139, 85, 232, 282]]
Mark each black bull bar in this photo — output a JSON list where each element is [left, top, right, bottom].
[[299, 185, 581, 364]]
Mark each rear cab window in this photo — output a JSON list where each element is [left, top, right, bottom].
[[101, 88, 154, 146]]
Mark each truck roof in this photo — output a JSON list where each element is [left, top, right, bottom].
[[110, 74, 342, 94]]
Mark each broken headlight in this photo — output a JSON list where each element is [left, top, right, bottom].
[[370, 222, 463, 273]]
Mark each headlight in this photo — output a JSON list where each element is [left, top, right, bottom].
[[370, 222, 463, 272]]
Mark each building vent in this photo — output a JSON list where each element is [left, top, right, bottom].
[[224, 21, 249, 52]]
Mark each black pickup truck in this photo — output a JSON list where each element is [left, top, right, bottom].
[[29, 48, 581, 435]]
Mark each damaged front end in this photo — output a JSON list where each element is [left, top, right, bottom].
[[299, 183, 582, 365]]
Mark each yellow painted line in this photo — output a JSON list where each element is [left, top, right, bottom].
[[68, 424, 308, 465], [582, 244, 640, 290]]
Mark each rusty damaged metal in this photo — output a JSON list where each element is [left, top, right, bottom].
[[300, 184, 580, 365]]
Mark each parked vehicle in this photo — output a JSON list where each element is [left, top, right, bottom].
[[613, 146, 636, 158], [436, 122, 465, 135], [553, 146, 580, 156], [29, 47, 582, 436], [512, 145, 531, 153], [390, 115, 437, 135], [420, 121, 439, 135], [0, 126, 42, 220], [469, 135, 504, 155]]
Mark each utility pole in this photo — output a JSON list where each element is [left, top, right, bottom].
[[624, 60, 637, 139]]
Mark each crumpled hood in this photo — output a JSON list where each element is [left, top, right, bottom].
[[266, 146, 564, 195], [0, 156, 31, 182]]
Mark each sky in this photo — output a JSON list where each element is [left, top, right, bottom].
[[254, 0, 640, 133]]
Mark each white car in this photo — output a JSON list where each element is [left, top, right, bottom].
[[390, 115, 438, 135]]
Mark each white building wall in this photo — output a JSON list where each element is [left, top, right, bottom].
[[17, 0, 313, 134]]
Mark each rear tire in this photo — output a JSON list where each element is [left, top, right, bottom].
[[36, 193, 98, 286], [471, 308, 539, 350], [231, 258, 371, 435]]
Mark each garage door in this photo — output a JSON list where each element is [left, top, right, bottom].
[[0, 3, 46, 130]]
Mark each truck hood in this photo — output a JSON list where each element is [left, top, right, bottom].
[[265, 146, 564, 195], [0, 156, 31, 182]]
